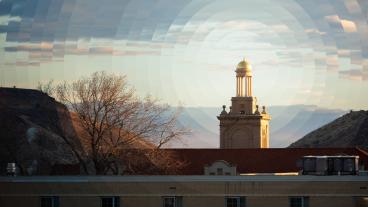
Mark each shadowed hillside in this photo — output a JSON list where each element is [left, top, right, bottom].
[[0, 87, 172, 175], [289, 110, 368, 148], [0, 87, 87, 175]]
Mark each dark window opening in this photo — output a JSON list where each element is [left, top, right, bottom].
[[225, 197, 246, 207], [41, 196, 59, 207], [289, 196, 309, 207], [101, 196, 120, 207], [303, 158, 316, 172], [217, 168, 223, 175], [163, 196, 182, 207]]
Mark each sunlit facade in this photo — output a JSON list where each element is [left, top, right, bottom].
[[0, 176, 367, 207], [218, 60, 270, 148]]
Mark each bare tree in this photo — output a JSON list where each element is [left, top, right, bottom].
[[37, 80, 56, 96], [56, 71, 188, 174]]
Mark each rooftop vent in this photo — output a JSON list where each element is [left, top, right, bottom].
[[301, 156, 358, 176], [6, 163, 17, 176]]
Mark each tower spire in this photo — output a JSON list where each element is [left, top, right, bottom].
[[218, 58, 271, 149], [235, 59, 252, 97]]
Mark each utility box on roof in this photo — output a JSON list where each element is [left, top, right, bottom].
[[301, 155, 359, 175]]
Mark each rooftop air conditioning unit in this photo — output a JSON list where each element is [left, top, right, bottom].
[[301, 156, 358, 176]]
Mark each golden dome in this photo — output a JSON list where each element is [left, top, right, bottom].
[[236, 59, 252, 75]]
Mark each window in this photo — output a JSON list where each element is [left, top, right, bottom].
[[162, 196, 182, 207], [333, 158, 342, 172], [343, 158, 355, 172], [101, 196, 120, 207], [225, 197, 245, 207], [217, 168, 223, 175], [41, 196, 59, 207], [327, 158, 335, 174], [289, 197, 309, 207], [303, 158, 316, 172]]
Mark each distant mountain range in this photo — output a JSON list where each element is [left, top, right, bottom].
[[0, 87, 359, 151], [289, 110, 368, 148], [173, 105, 347, 148]]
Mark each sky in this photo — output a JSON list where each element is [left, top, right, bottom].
[[0, 0, 367, 110]]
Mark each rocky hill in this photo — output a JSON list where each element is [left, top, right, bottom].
[[0, 87, 155, 175], [0, 87, 87, 175], [289, 110, 368, 148]]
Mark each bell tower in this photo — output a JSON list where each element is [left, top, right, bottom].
[[232, 58, 256, 115], [218, 59, 271, 148]]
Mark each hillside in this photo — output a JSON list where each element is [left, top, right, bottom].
[[0, 87, 156, 175], [289, 110, 368, 148], [0, 87, 86, 175]]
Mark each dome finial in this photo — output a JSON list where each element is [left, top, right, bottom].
[[236, 58, 252, 76]]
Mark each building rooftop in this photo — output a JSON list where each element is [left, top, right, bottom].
[[165, 147, 368, 175], [0, 175, 367, 183]]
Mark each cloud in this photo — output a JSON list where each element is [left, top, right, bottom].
[[271, 24, 290, 33], [344, 0, 361, 15], [222, 20, 265, 31], [304, 28, 326, 36], [113, 50, 161, 56], [340, 19, 357, 33], [88, 47, 114, 55], [126, 42, 173, 49], [0, 0, 196, 43], [324, 15, 357, 33], [339, 69, 367, 81], [325, 15, 341, 24], [5, 42, 53, 52], [337, 49, 351, 57], [0, 0, 367, 84], [314, 55, 341, 71], [325, 55, 339, 71], [4, 42, 161, 56], [0, 0, 34, 17], [276, 50, 303, 65], [3, 41, 161, 66], [258, 59, 280, 66], [5, 61, 41, 67]]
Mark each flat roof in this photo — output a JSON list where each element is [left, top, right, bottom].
[[0, 175, 367, 183], [303, 155, 359, 158], [160, 148, 368, 175]]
